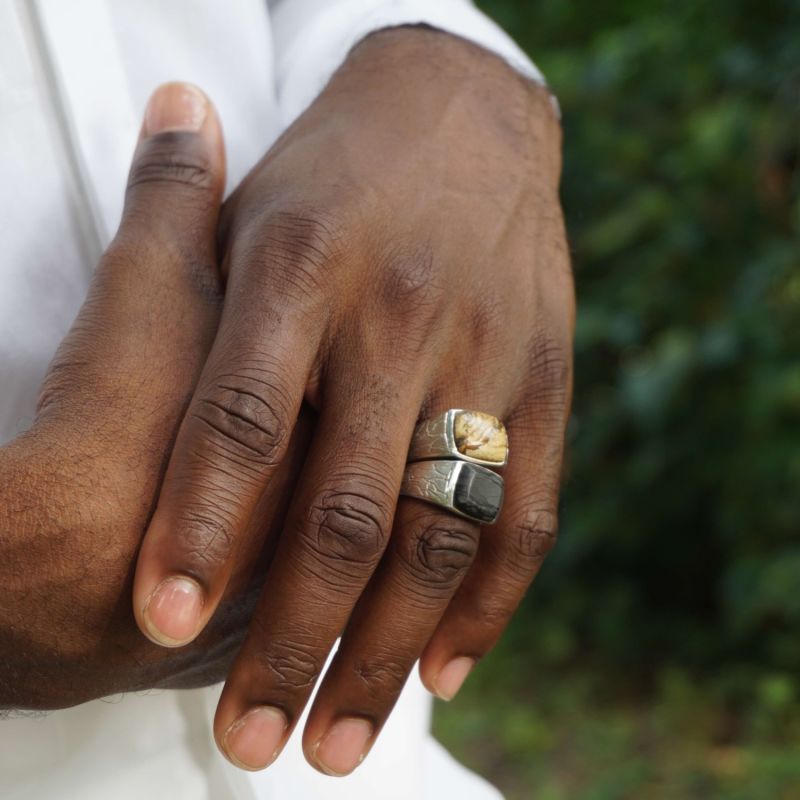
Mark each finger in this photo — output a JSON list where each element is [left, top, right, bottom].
[[159, 403, 317, 692], [36, 81, 226, 441], [419, 363, 572, 701], [131, 220, 325, 647], [300, 497, 480, 774], [212, 351, 427, 772]]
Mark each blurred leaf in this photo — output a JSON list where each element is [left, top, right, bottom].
[[436, 2, 800, 797]]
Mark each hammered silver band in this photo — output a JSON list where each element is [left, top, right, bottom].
[[400, 460, 505, 524]]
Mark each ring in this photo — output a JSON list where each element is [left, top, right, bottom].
[[407, 409, 509, 468], [400, 460, 505, 524]]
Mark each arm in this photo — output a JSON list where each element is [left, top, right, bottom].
[[0, 83, 311, 711]]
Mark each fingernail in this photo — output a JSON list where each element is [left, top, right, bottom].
[[223, 706, 288, 771], [314, 717, 373, 776], [144, 82, 207, 135], [433, 657, 475, 701], [142, 576, 204, 646]]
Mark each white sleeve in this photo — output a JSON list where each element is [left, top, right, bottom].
[[268, 0, 548, 127]]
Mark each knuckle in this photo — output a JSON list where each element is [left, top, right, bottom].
[[305, 488, 391, 569], [254, 639, 321, 692], [101, 229, 222, 312], [472, 593, 516, 633], [528, 333, 572, 396], [516, 509, 559, 564], [128, 133, 216, 193], [238, 207, 343, 301], [373, 247, 447, 356], [510, 334, 573, 431], [378, 245, 442, 313], [400, 515, 479, 588], [353, 655, 409, 700], [192, 381, 289, 466], [175, 504, 239, 571], [467, 292, 505, 352]]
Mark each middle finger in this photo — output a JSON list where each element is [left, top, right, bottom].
[[213, 344, 428, 771], [302, 493, 482, 775]]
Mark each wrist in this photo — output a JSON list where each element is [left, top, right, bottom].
[[326, 26, 562, 188], [357, 26, 554, 113]]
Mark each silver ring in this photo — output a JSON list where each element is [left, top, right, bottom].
[[400, 460, 505, 524], [407, 409, 509, 468]]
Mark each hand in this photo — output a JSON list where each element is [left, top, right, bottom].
[[132, 29, 574, 774], [0, 84, 311, 710]]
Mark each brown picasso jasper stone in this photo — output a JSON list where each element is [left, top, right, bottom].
[[453, 411, 508, 464]]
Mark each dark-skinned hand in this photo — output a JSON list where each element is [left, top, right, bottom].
[[0, 84, 311, 711], [131, 29, 574, 776]]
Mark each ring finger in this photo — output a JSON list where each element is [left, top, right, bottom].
[[300, 493, 482, 775], [212, 342, 430, 770], [298, 404, 509, 774]]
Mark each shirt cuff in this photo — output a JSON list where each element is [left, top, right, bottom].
[[269, 0, 549, 128]]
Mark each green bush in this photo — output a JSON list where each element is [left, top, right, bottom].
[[477, 0, 800, 683], [435, 4, 800, 796]]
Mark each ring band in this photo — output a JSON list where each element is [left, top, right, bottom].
[[407, 409, 509, 468], [400, 460, 505, 524]]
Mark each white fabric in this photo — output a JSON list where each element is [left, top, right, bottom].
[[0, 0, 541, 796], [269, 0, 545, 125]]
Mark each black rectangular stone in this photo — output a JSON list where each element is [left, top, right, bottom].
[[453, 464, 504, 523]]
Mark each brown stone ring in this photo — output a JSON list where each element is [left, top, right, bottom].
[[401, 410, 508, 524], [406, 409, 509, 468]]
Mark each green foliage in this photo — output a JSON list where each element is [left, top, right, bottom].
[[436, 2, 800, 796], [480, 0, 800, 687]]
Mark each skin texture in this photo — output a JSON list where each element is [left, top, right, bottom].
[[130, 29, 575, 775], [0, 84, 312, 710]]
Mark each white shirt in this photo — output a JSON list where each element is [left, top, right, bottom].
[[0, 2, 541, 797]]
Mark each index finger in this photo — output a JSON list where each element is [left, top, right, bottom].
[[132, 245, 324, 647]]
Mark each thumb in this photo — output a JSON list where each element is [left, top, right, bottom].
[[122, 81, 226, 248], [36, 82, 226, 437]]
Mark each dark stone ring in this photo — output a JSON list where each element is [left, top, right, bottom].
[[400, 460, 505, 525]]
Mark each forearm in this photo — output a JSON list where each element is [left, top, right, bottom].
[[0, 434, 72, 709]]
